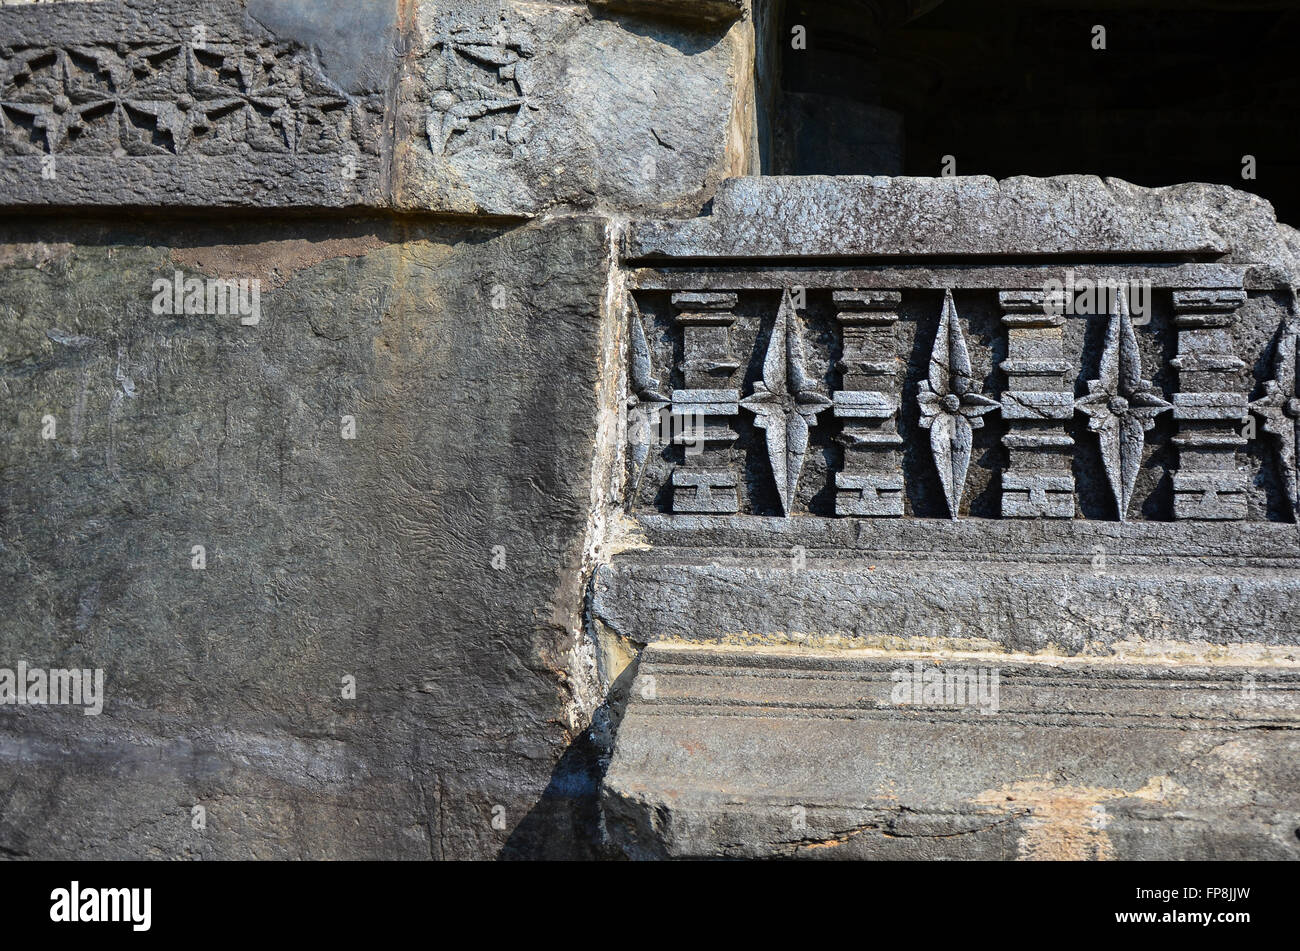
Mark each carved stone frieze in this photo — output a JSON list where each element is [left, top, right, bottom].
[[623, 272, 1297, 521], [618, 178, 1298, 524], [0, 42, 376, 157]]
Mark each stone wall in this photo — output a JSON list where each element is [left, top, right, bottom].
[[0, 0, 754, 859], [2, 0, 1298, 861]]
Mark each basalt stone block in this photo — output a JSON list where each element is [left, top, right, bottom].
[[602, 645, 1300, 859], [396, 0, 752, 216], [0, 0, 395, 209], [0, 213, 611, 858], [0, 0, 754, 217], [602, 168, 1300, 861]]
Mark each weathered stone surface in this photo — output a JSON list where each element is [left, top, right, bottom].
[[396, 0, 753, 216], [3, 0, 1299, 865], [0, 0, 393, 208], [0, 0, 755, 217], [603, 644, 1300, 859], [0, 214, 611, 858], [625, 175, 1299, 266]]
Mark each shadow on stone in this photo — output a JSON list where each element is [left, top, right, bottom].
[[501, 652, 643, 860]]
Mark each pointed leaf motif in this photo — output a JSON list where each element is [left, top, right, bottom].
[[926, 292, 953, 396], [740, 288, 831, 516], [916, 291, 996, 518], [760, 294, 790, 394], [1117, 292, 1143, 397], [787, 308, 816, 395], [1250, 309, 1300, 518], [1074, 285, 1171, 520], [625, 297, 668, 505], [1, 44, 359, 158], [1117, 413, 1146, 517], [628, 296, 665, 402], [1094, 412, 1123, 512]]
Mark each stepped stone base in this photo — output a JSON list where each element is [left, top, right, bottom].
[[601, 644, 1300, 859]]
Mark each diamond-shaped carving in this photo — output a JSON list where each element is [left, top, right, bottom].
[[917, 290, 998, 519], [739, 288, 831, 516], [1075, 285, 1171, 521]]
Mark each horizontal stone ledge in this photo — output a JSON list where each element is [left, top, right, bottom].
[[629, 262, 1248, 291], [626, 176, 1270, 261], [592, 556, 1300, 650], [623, 513, 1300, 558], [602, 644, 1300, 859], [623, 643, 1300, 719], [0, 156, 387, 210]]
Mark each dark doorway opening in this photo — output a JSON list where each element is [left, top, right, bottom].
[[764, 0, 1300, 224]]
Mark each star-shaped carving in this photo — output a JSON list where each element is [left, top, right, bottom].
[[426, 38, 531, 156], [1250, 314, 1300, 520], [740, 288, 831, 516], [1074, 285, 1170, 521], [1, 44, 352, 157], [917, 290, 998, 519]]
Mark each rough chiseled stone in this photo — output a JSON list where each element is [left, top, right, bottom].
[[625, 174, 1299, 268], [3, 0, 1300, 865]]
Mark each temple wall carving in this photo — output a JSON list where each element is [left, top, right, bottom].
[[625, 268, 1296, 522]]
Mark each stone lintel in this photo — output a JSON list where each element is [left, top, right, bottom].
[[626, 176, 1249, 261], [631, 264, 1248, 291]]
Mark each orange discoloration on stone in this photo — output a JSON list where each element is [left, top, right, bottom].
[[971, 775, 1184, 861], [170, 233, 389, 289], [0, 241, 74, 269]]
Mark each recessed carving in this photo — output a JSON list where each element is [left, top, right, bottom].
[[1251, 313, 1300, 522], [0, 43, 372, 157], [916, 290, 998, 519], [739, 288, 831, 516], [1074, 285, 1171, 522], [425, 29, 535, 158]]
